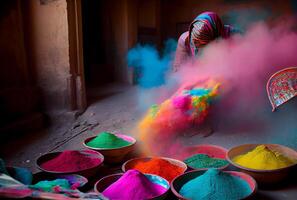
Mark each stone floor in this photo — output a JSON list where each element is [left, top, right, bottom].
[[1, 83, 297, 199], [1, 83, 139, 172]]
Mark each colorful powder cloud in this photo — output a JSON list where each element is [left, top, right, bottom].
[[132, 20, 297, 157]]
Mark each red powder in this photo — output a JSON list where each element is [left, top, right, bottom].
[[41, 150, 102, 172], [131, 158, 184, 182]]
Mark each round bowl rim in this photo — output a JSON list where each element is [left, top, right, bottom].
[[94, 173, 124, 193], [83, 133, 136, 150], [227, 143, 297, 173], [171, 169, 257, 200], [121, 156, 188, 173], [94, 172, 170, 197], [36, 149, 104, 174], [185, 144, 229, 153]]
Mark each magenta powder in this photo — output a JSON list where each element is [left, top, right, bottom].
[[103, 170, 166, 200], [41, 150, 102, 172], [172, 95, 191, 110]]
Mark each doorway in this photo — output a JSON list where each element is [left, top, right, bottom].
[[81, 0, 115, 88]]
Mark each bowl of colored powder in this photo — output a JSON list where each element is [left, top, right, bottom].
[[227, 144, 297, 184], [83, 132, 136, 164], [182, 144, 229, 170], [122, 157, 187, 182], [94, 170, 170, 200], [37, 150, 104, 177], [171, 169, 257, 200]]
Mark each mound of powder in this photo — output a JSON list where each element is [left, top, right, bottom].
[[131, 158, 184, 182], [30, 179, 71, 192], [180, 169, 251, 200], [233, 145, 296, 170], [103, 170, 166, 200], [41, 150, 102, 172], [86, 132, 131, 148], [184, 154, 229, 169]]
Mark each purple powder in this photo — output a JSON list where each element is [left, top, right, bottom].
[[103, 170, 166, 200]]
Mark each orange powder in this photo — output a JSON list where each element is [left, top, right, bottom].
[[131, 158, 184, 182]]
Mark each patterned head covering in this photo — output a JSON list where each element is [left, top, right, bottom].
[[189, 11, 229, 55]]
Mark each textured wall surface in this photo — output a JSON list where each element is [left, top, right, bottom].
[[23, 0, 71, 111]]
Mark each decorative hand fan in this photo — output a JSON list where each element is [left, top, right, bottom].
[[267, 67, 297, 111]]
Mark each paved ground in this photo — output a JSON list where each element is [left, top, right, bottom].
[[1, 83, 297, 199], [0, 84, 139, 172]]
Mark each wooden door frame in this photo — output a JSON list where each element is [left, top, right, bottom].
[[66, 0, 87, 113]]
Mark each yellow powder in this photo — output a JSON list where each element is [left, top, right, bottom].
[[233, 145, 296, 170]]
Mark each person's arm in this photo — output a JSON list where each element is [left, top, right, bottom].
[[173, 32, 190, 72], [224, 25, 243, 36]]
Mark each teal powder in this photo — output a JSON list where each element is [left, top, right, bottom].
[[184, 154, 229, 169], [30, 179, 71, 192], [180, 169, 251, 200], [86, 132, 131, 148], [188, 88, 210, 96]]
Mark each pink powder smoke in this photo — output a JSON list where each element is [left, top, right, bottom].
[[138, 21, 297, 157], [174, 22, 297, 128]]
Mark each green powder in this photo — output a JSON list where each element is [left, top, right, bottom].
[[180, 169, 251, 200], [184, 154, 229, 169], [149, 104, 159, 118], [86, 132, 131, 148]]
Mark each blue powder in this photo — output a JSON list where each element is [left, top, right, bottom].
[[180, 169, 251, 200], [187, 88, 210, 96], [127, 39, 176, 88]]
